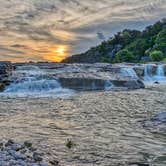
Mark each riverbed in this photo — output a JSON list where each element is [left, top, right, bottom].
[[0, 85, 165, 166]]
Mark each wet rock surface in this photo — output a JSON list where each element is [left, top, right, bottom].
[[0, 62, 12, 79], [12, 62, 146, 91], [0, 62, 13, 91], [0, 140, 58, 166]]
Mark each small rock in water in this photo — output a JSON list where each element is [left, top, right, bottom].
[[154, 81, 159, 84], [5, 139, 14, 147], [24, 141, 32, 148], [49, 160, 59, 165]]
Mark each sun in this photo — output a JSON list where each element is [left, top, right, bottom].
[[56, 47, 65, 55], [44, 45, 69, 62]]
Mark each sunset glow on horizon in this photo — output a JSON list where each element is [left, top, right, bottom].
[[0, 0, 166, 62], [44, 45, 69, 62]]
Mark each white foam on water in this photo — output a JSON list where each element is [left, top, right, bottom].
[[104, 80, 114, 90], [0, 65, 74, 98], [144, 64, 166, 85], [120, 68, 138, 78]]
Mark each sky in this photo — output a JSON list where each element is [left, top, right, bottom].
[[0, 0, 166, 62]]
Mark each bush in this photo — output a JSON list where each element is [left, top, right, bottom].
[[101, 55, 111, 63], [114, 49, 136, 63], [150, 50, 164, 61], [155, 29, 166, 53], [127, 38, 152, 59]]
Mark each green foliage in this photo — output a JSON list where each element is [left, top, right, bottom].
[[150, 50, 164, 61], [127, 38, 152, 59], [63, 19, 166, 63], [155, 29, 166, 53], [100, 55, 112, 63], [114, 49, 136, 63]]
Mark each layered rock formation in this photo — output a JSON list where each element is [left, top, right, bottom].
[[0, 61, 13, 91], [12, 62, 145, 91], [5, 62, 166, 93]]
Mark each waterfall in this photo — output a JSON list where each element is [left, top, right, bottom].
[[121, 68, 138, 78], [104, 80, 114, 90], [156, 65, 164, 77], [1, 65, 74, 98], [144, 64, 166, 83], [144, 64, 154, 81]]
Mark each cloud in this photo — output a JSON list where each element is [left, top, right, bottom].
[[97, 32, 106, 40], [0, 0, 166, 62]]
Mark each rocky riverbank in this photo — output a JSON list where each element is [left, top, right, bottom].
[[0, 62, 13, 91], [8, 62, 146, 92], [2, 61, 166, 94], [0, 140, 59, 166]]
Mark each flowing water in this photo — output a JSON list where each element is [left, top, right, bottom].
[[0, 65, 166, 166], [1, 65, 74, 98], [121, 68, 138, 79], [144, 64, 166, 83], [0, 89, 165, 166]]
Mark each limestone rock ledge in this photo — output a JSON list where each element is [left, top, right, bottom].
[[0, 61, 13, 91], [33, 63, 145, 91], [8, 62, 146, 91]]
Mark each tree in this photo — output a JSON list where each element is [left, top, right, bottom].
[[127, 38, 152, 60], [150, 50, 164, 61], [114, 49, 136, 63], [155, 29, 166, 53], [100, 56, 111, 63]]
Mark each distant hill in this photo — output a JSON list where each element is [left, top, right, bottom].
[[62, 19, 166, 63]]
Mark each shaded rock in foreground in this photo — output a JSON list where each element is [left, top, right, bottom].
[[0, 140, 60, 166]]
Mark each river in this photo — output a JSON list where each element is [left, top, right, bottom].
[[0, 86, 165, 166], [0, 64, 165, 166]]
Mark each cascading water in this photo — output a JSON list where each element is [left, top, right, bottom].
[[1, 65, 74, 98], [104, 80, 114, 90], [144, 64, 166, 83], [120, 68, 138, 78], [156, 65, 165, 77], [144, 64, 154, 81]]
